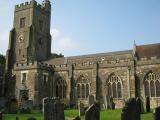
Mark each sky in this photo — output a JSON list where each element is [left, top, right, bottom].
[[0, 0, 160, 57]]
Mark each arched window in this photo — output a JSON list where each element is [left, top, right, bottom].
[[107, 73, 122, 98], [76, 75, 90, 99], [55, 78, 67, 99], [144, 71, 160, 97]]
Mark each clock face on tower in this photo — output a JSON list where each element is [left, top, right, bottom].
[[18, 34, 24, 42]]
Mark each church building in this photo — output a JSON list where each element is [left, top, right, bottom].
[[4, 0, 160, 108]]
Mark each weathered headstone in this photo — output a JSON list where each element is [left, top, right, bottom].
[[121, 98, 140, 120], [0, 98, 5, 109], [0, 112, 2, 120], [88, 95, 95, 106], [136, 97, 144, 114], [20, 100, 33, 113], [85, 102, 100, 120], [146, 96, 150, 112], [110, 97, 115, 110], [8, 98, 18, 114], [153, 106, 160, 120], [79, 102, 86, 116], [16, 117, 19, 120], [43, 97, 65, 120]]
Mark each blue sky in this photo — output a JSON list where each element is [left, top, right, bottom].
[[0, 0, 160, 56]]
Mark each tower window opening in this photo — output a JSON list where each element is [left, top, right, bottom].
[[20, 17, 26, 28]]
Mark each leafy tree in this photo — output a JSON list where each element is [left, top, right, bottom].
[[50, 53, 64, 59], [0, 54, 5, 65]]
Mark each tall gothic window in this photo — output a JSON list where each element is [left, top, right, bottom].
[[107, 73, 122, 98], [144, 72, 160, 97], [55, 78, 67, 99], [76, 75, 90, 99]]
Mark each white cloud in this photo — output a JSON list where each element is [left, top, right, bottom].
[[51, 28, 60, 39], [51, 28, 78, 53], [58, 37, 77, 50]]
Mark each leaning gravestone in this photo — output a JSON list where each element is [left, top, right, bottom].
[[8, 98, 18, 114], [136, 97, 144, 114], [146, 96, 150, 112], [153, 106, 160, 120], [0, 112, 2, 120], [88, 95, 95, 106], [43, 97, 65, 120], [85, 102, 100, 120], [121, 98, 140, 120]]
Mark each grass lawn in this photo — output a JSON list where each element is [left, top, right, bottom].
[[2, 109, 153, 120]]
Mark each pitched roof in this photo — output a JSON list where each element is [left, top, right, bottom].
[[136, 43, 160, 59]]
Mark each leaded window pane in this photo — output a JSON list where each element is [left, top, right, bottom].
[[112, 82, 116, 98], [150, 80, 155, 97], [145, 81, 149, 97], [156, 80, 160, 97], [117, 82, 122, 98]]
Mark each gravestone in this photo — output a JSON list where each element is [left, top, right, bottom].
[[153, 106, 160, 120], [85, 102, 100, 120], [136, 97, 144, 114], [88, 95, 95, 106], [43, 97, 65, 120], [121, 98, 140, 120], [146, 96, 150, 112], [20, 100, 33, 113], [110, 97, 115, 110], [16, 117, 19, 120], [8, 98, 18, 114], [0, 98, 5, 109], [79, 102, 86, 116], [0, 112, 2, 120]]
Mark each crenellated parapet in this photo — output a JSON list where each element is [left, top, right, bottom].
[[15, 0, 51, 12], [14, 61, 53, 71]]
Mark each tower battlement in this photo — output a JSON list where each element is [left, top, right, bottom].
[[14, 61, 53, 71], [15, 0, 51, 12]]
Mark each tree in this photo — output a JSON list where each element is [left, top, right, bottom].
[[0, 54, 5, 65], [50, 53, 64, 59]]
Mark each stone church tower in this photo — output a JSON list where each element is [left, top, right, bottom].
[[5, 0, 53, 106]]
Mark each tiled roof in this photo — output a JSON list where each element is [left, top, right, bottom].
[[136, 43, 160, 59]]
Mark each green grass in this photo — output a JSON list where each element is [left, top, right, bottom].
[[2, 109, 153, 120]]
